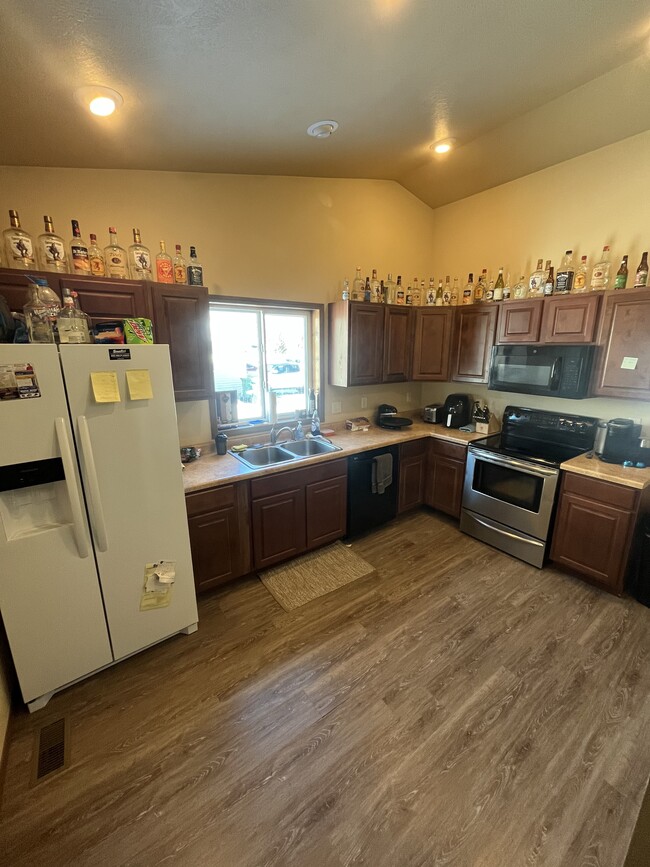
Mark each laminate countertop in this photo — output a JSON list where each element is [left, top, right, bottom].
[[560, 453, 650, 490], [182, 422, 484, 494]]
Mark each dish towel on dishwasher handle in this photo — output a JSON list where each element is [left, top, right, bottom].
[[371, 453, 393, 494]]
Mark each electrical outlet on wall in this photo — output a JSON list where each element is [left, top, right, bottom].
[[331, 401, 342, 414], [360, 396, 368, 409]]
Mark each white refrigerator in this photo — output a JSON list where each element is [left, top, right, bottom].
[[0, 344, 198, 711]]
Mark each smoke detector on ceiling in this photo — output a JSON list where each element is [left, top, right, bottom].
[[307, 120, 339, 138]]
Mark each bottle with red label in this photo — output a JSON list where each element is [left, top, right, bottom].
[[156, 240, 174, 283]]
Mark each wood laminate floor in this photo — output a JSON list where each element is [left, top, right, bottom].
[[1, 510, 649, 866]]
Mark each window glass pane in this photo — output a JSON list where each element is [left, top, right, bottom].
[[264, 312, 308, 418], [210, 308, 264, 422]]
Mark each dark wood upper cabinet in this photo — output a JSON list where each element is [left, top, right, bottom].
[[329, 300, 384, 387], [58, 275, 151, 325], [382, 306, 412, 382], [451, 305, 498, 383], [540, 293, 601, 344], [411, 308, 453, 381], [591, 289, 650, 400], [496, 298, 543, 344], [149, 281, 213, 401]]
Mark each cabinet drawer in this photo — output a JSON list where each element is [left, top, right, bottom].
[[400, 439, 427, 459], [186, 484, 236, 517], [430, 438, 467, 462], [562, 472, 638, 511]]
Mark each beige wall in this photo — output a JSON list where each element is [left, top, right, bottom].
[[422, 130, 650, 430]]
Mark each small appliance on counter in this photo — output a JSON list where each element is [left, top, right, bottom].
[[601, 418, 642, 465], [376, 404, 413, 430], [423, 404, 443, 423], [442, 394, 471, 429]]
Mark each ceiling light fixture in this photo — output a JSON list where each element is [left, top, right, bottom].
[[431, 138, 456, 154], [307, 120, 339, 138], [74, 86, 123, 117]]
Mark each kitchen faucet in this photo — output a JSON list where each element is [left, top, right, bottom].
[[269, 425, 294, 445]]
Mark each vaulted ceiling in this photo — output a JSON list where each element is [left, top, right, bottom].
[[1, 0, 649, 208]]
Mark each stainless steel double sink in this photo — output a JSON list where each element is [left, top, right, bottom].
[[230, 437, 342, 470]]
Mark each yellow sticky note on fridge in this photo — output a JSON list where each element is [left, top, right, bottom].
[[90, 371, 121, 403], [126, 369, 153, 400]]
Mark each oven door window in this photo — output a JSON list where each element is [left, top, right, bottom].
[[493, 356, 555, 389], [473, 459, 544, 512]]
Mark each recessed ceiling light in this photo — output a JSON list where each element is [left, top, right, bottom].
[[307, 120, 339, 138], [431, 138, 456, 154], [74, 86, 123, 117]]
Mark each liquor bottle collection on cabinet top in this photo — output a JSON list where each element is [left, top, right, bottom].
[[1, 210, 205, 285]]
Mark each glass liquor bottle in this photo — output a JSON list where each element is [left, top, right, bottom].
[[474, 269, 487, 303], [443, 276, 452, 306], [395, 275, 404, 305], [451, 277, 460, 306], [23, 281, 54, 343], [543, 265, 555, 296], [434, 280, 443, 306], [128, 229, 153, 279], [493, 267, 505, 301], [590, 246, 611, 290], [370, 268, 381, 303], [363, 276, 371, 301], [385, 273, 397, 304], [187, 246, 204, 286], [513, 275, 527, 299], [634, 252, 648, 288], [614, 255, 628, 290], [426, 277, 436, 306], [3, 210, 36, 269], [529, 258, 545, 296], [69, 220, 90, 273], [156, 241, 174, 283], [69, 289, 92, 342], [462, 273, 474, 305], [87, 233, 106, 276], [555, 250, 574, 294], [104, 227, 129, 279], [352, 266, 364, 301], [37, 216, 68, 273], [573, 256, 588, 292], [173, 244, 187, 283], [57, 290, 92, 344], [502, 273, 512, 301]]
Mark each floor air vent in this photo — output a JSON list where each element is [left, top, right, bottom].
[[34, 717, 68, 781]]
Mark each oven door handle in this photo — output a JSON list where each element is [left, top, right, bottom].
[[469, 448, 558, 478]]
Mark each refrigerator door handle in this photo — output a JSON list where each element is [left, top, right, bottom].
[[77, 415, 109, 552], [55, 418, 89, 559]]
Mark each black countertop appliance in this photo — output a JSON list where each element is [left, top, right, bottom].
[[376, 403, 413, 430], [601, 418, 642, 464], [442, 394, 471, 428]]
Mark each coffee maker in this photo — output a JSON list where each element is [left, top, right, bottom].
[[442, 394, 471, 429], [601, 418, 641, 464]]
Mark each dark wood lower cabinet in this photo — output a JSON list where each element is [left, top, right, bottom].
[[550, 472, 645, 595], [251, 458, 348, 570], [186, 482, 251, 593], [398, 439, 427, 513], [425, 439, 467, 519]]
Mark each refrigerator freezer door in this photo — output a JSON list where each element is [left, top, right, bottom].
[[0, 345, 113, 704], [59, 345, 198, 659]]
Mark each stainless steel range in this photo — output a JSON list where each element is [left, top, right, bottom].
[[460, 406, 599, 567]]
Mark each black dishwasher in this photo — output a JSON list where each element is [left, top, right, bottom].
[[346, 445, 399, 538]]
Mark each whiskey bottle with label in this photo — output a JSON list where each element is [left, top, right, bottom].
[[187, 246, 204, 286], [493, 267, 504, 301], [156, 241, 174, 283], [614, 255, 628, 290], [129, 229, 153, 279], [450, 277, 460, 306], [385, 273, 396, 304], [555, 250, 574, 294], [3, 209, 36, 269], [462, 273, 474, 305], [37, 216, 68, 273], [543, 265, 555, 296], [173, 244, 187, 283], [590, 246, 611, 290], [87, 233, 106, 276], [573, 256, 588, 292], [69, 220, 90, 273], [352, 266, 364, 301], [435, 280, 444, 306], [395, 275, 404, 305], [474, 269, 487, 303], [529, 258, 545, 296], [370, 269, 381, 303], [104, 227, 129, 279], [442, 276, 452, 306]]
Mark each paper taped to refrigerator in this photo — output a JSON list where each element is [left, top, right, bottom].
[[126, 369, 153, 401], [140, 561, 175, 610], [90, 371, 121, 403]]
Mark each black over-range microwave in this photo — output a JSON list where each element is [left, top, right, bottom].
[[488, 344, 595, 399]]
